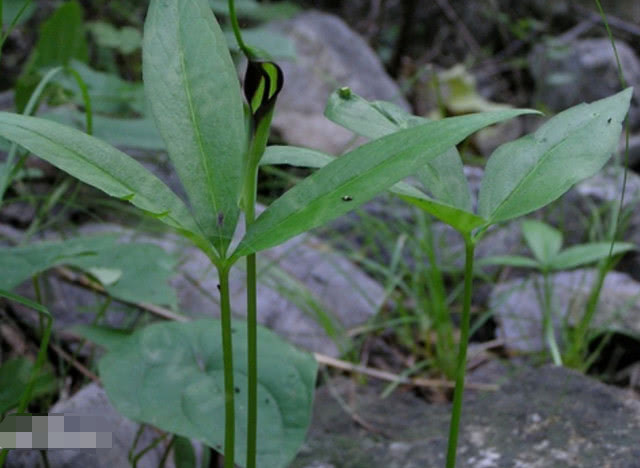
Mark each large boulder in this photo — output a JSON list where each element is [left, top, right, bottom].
[[491, 269, 640, 354], [271, 11, 410, 154], [292, 366, 640, 467], [529, 38, 640, 130]]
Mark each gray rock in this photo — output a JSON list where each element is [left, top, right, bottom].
[[5, 383, 172, 468], [529, 38, 640, 130], [292, 366, 640, 467], [492, 269, 640, 353], [271, 11, 410, 154], [16, 219, 384, 357]]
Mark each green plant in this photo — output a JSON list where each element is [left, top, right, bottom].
[[0, 1, 534, 467], [264, 86, 632, 467], [481, 219, 635, 365]]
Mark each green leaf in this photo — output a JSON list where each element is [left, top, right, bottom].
[[549, 242, 636, 271], [54, 61, 146, 115], [97, 319, 317, 468], [0, 358, 57, 414], [87, 21, 142, 55], [235, 108, 536, 258], [225, 27, 296, 60], [64, 242, 178, 307], [261, 145, 335, 168], [33, 0, 88, 68], [0, 235, 117, 290], [144, 0, 247, 256], [0, 112, 203, 237], [478, 88, 633, 224], [0, 235, 178, 306], [2, 0, 37, 26], [43, 107, 164, 151], [210, 0, 300, 21], [173, 436, 197, 468], [477, 255, 540, 269], [72, 324, 132, 352], [521, 219, 563, 266]]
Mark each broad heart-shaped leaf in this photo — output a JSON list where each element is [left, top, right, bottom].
[[0, 113, 204, 240], [96, 319, 317, 468], [144, 0, 247, 257], [478, 88, 633, 224], [521, 219, 563, 266], [324, 90, 473, 213], [0, 235, 179, 306], [549, 242, 636, 271], [234, 109, 535, 258]]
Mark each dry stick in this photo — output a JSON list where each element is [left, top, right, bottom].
[[49, 342, 101, 383], [314, 353, 498, 391]]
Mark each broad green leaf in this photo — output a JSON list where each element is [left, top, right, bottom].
[[54, 61, 146, 115], [260, 145, 486, 230], [87, 21, 142, 55], [324, 90, 474, 219], [2, 0, 36, 26], [97, 319, 317, 468], [0, 112, 203, 237], [0, 235, 117, 290], [478, 88, 633, 224], [549, 242, 636, 271], [144, 0, 247, 256], [521, 219, 563, 266], [32, 0, 88, 67], [477, 255, 540, 269], [72, 324, 132, 352], [0, 358, 57, 414], [43, 107, 164, 151], [234, 109, 536, 258], [0, 235, 179, 306]]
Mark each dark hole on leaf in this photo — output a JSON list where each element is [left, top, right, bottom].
[[607, 117, 612, 124], [231, 328, 237, 334], [217, 212, 224, 227], [235, 387, 240, 393], [265, 399, 269, 404], [216, 284, 220, 291], [342, 195, 353, 202]]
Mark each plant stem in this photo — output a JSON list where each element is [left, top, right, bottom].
[[218, 266, 236, 468], [244, 166, 258, 468], [542, 272, 562, 366], [445, 237, 474, 468]]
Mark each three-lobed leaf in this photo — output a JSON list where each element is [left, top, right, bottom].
[[478, 88, 633, 224], [92, 319, 317, 468], [144, 0, 247, 257], [234, 108, 537, 258]]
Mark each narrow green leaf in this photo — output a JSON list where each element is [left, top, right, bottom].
[[550, 242, 636, 271], [261, 145, 335, 168], [1, 0, 37, 27], [234, 108, 537, 258], [521, 219, 563, 266], [478, 88, 633, 223], [98, 319, 317, 468], [33, 0, 88, 67], [477, 255, 540, 269], [324, 90, 474, 215], [0, 113, 203, 237], [0, 358, 56, 414], [144, 0, 247, 256]]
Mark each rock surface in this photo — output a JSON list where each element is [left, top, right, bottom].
[[529, 38, 640, 130], [491, 269, 640, 353], [292, 366, 640, 467], [271, 11, 410, 154], [5, 383, 174, 468]]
